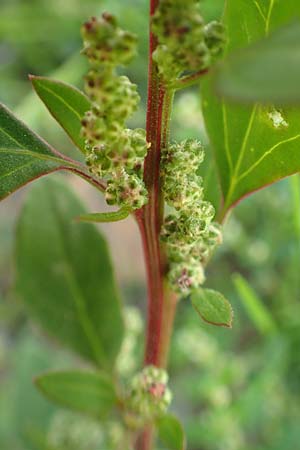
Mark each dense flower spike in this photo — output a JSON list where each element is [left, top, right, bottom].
[[152, 0, 226, 82], [126, 366, 172, 427], [161, 140, 222, 295], [81, 14, 149, 210]]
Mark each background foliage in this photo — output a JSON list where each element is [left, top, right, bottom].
[[0, 0, 300, 449]]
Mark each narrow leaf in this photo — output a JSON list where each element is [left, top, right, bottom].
[[0, 102, 75, 200], [191, 289, 233, 328], [157, 414, 186, 450], [30, 76, 91, 153], [77, 207, 131, 223], [233, 273, 277, 335], [16, 177, 124, 369], [215, 21, 300, 105], [35, 370, 117, 418]]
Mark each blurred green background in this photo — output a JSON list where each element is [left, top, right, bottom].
[[0, 0, 300, 449]]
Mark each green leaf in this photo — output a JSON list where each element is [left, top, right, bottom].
[[202, 0, 300, 218], [35, 370, 117, 418], [77, 207, 132, 223], [191, 288, 233, 328], [16, 176, 124, 369], [233, 273, 277, 335], [214, 21, 300, 105], [0, 102, 76, 201], [30, 76, 91, 153], [157, 414, 186, 450]]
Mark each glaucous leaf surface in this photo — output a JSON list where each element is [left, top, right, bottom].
[[35, 370, 117, 418], [16, 177, 124, 369], [157, 414, 186, 450], [0, 103, 75, 200], [31, 76, 91, 154], [191, 288, 233, 328], [202, 0, 300, 217], [214, 21, 300, 105]]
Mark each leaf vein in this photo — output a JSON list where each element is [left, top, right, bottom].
[[222, 102, 233, 174], [38, 83, 83, 121], [0, 125, 24, 149], [236, 134, 300, 183]]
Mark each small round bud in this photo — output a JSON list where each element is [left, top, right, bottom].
[[204, 20, 227, 57], [152, 0, 211, 80], [105, 172, 148, 210], [168, 260, 206, 295], [81, 14, 137, 68], [127, 365, 172, 425]]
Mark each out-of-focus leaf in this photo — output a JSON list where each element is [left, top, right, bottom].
[[191, 288, 233, 328], [35, 370, 117, 418], [214, 21, 300, 105], [233, 273, 277, 335], [16, 177, 124, 369], [157, 414, 186, 450], [202, 0, 300, 218], [290, 174, 300, 243], [31, 76, 91, 153]]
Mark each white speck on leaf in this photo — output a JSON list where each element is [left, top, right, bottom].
[[267, 108, 288, 129]]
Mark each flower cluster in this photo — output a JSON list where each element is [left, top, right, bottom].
[[81, 14, 149, 209], [126, 365, 172, 427], [161, 140, 222, 295], [152, 0, 226, 82]]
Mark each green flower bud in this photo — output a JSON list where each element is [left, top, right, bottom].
[[168, 260, 206, 295], [127, 365, 172, 425], [204, 20, 226, 57], [105, 172, 148, 209], [151, 1, 226, 81], [152, 45, 181, 80], [164, 173, 203, 210], [162, 140, 204, 176], [152, 0, 211, 80], [81, 13, 137, 67], [85, 71, 140, 122]]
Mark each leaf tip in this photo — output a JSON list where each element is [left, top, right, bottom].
[[191, 288, 234, 328]]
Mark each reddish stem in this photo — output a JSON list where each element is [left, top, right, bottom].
[[134, 1, 178, 449], [137, 0, 168, 369]]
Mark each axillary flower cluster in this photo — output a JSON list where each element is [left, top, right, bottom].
[[154, 0, 225, 295], [81, 14, 149, 210], [126, 365, 172, 428], [161, 141, 222, 295], [152, 0, 226, 82]]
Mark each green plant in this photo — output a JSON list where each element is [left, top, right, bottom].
[[1, 1, 300, 449]]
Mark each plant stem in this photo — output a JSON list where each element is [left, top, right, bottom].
[[134, 1, 178, 449], [171, 68, 209, 90]]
